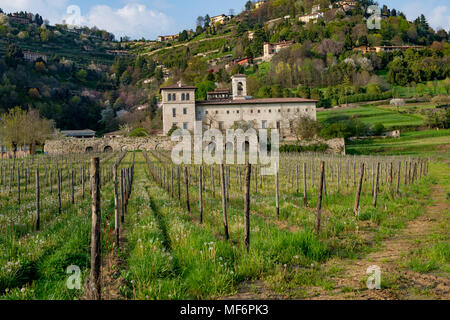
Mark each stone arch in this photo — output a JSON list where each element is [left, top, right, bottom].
[[86, 146, 94, 153], [242, 141, 250, 152], [103, 146, 113, 153], [121, 145, 128, 151], [155, 143, 162, 150], [225, 141, 234, 152]]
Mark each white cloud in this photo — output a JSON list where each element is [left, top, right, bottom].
[[398, 1, 450, 30], [0, 0, 68, 23], [0, 1, 174, 40], [80, 4, 173, 40]]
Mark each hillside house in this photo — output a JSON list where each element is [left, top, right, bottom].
[[210, 14, 231, 25], [299, 12, 324, 23], [161, 75, 317, 139], [23, 51, 48, 63], [263, 40, 294, 61]]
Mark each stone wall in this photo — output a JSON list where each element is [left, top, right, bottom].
[[44, 136, 174, 155]]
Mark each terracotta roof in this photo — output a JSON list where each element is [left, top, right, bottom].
[[207, 89, 231, 94], [160, 84, 197, 90], [232, 74, 248, 77], [196, 97, 317, 105]]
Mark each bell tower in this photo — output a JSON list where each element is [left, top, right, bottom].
[[232, 74, 247, 100]]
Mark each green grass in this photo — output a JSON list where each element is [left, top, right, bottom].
[[317, 105, 425, 129], [347, 129, 450, 156]]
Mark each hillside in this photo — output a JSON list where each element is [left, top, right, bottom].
[[0, 1, 449, 136]]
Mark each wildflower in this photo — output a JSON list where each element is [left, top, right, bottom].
[[20, 288, 26, 293]]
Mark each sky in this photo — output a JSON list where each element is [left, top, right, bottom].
[[0, 0, 448, 40]]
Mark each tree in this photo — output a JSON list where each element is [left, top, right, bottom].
[[6, 43, 23, 66], [245, 1, 253, 11], [292, 115, 320, 141], [0, 108, 53, 156]]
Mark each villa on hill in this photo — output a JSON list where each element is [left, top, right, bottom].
[[160, 75, 317, 139]]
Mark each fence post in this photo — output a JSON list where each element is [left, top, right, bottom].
[[303, 162, 307, 207], [275, 165, 280, 219], [220, 164, 229, 240], [57, 169, 62, 215], [373, 163, 380, 208], [184, 167, 191, 215], [315, 161, 325, 234], [35, 168, 40, 231], [354, 163, 365, 215], [114, 164, 119, 248], [89, 157, 101, 300], [199, 166, 203, 224], [244, 163, 251, 251]]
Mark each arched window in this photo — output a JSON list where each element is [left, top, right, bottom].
[[237, 82, 243, 96], [172, 93, 176, 101], [186, 93, 190, 100], [181, 93, 185, 101], [168, 94, 172, 101]]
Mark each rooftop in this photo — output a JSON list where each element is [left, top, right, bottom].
[[196, 97, 318, 106], [61, 129, 96, 137], [160, 83, 197, 91]]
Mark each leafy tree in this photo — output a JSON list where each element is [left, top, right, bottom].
[[292, 115, 320, 141]]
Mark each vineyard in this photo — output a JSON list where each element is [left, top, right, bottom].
[[0, 150, 446, 300]]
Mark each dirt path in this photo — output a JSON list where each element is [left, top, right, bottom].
[[307, 183, 449, 300], [223, 170, 449, 300]]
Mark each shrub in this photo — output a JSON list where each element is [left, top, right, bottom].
[[129, 128, 149, 137], [280, 143, 329, 153]]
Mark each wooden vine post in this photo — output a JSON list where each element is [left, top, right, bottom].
[[354, 163, 365, 216], [244, 162, 251, 251], [275, 164, 280, 219], [113, 164, 120, 248], [373, 162, 380, 208], [89, 157, 101, 300], [315, 161, 325, 234], [184, 166, 191, 215], [199, 166, 203, 224], [35, 168, 40, 231], [220, 164, 229, 240]]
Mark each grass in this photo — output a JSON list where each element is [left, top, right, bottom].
[[317, 105, 425, 129], [347, 129, 450, 156], [117, 151, 438, 299]]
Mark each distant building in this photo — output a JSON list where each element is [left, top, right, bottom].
[[161, 75, 317, 138], [335, 1, 358, 11], [353, 45, 425, 53], [105, 50, 129, 56], [255, 1, 266, 9], [158, 34, 180, 42], [61, 129, 96, 139], [312, 5, 321, 13], [263, 40, 294, 61], [299, 12, 324, 23], [210, 14, 230, 26], [248, 31, 255, 40], [23, 51, 48, 63], [8, 14, 30, 25]]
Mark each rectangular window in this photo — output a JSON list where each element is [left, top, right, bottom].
[[227, 110, 230, 114], [269, 109, 272, 113], [251, 110, 253, 113], [262, 120, 267, 129], [183, 123, 188, 130], [186, 93, 190, 100], [172, 93, 176, 101], [278, 109, 281, 113], [258, 110, 261, 113], [218, 122, 224, 130], [183, 108, 187, 115], [172, 108, 176, 117], [168, 94, 172, 101], [237, 110, 240, 114], [276, 121, 281, 129], [205, 110, 208, 115]]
